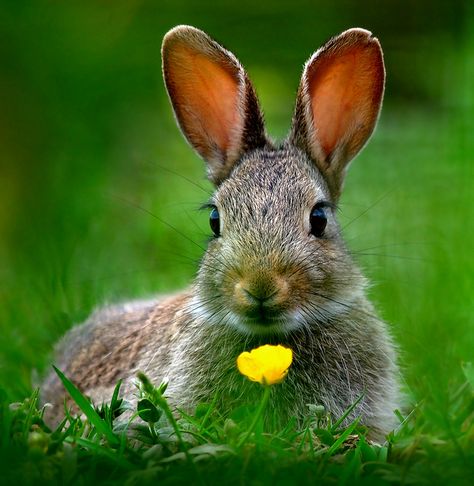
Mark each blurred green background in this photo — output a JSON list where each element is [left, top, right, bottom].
[[1, 0, 473, 432]]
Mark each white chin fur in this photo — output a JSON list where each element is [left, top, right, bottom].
[[225, 312, 304, 336], [187, 290, 361, 336], [187, 295, 306, 335]]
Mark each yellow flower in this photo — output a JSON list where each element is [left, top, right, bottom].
[[237, 344, 293, 385]]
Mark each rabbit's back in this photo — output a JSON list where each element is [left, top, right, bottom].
[[41, 293, 190, 424]]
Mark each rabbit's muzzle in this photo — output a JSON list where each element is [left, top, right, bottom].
[[233, 274, 291, 323]]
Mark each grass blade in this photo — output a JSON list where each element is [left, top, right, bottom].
[[65, 437, 133, 468], [326, 418, 360, 457], [53, 366, 119, 446], [331, 394, 364, 432]]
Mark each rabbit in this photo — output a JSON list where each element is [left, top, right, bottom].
[[41, 25, 400, 440]]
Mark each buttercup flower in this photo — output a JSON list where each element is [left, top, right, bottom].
[[237, 344, 293, 385]]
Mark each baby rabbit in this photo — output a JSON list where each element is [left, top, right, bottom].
[[42, 26, 400, 439]]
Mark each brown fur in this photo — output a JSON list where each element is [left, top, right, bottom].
[[42, 26, 400, 441]]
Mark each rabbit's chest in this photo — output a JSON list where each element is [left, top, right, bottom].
[[163, 318, 369, 423]]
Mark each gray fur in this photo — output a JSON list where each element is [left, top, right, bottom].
[[42, 26, 400, 441]]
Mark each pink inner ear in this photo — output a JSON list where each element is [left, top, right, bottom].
[[307, 44, 384, 162], [165, 44, 242, 161]]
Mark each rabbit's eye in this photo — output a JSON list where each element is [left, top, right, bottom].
[[310, 206, 327, 237], [209, 207, 220, 237]]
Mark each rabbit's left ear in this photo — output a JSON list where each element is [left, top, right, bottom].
[[162, 26, 267, 185], [290, 28, 385, 199]]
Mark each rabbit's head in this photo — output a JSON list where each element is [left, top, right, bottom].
[[162, 26, 384, 335]]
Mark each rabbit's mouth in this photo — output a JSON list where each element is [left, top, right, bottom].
[[219, 301, 307, 335], [240, 302, 283, 322], [188, 292, 301, 335]]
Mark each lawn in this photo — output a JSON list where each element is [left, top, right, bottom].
[[1, 0, 473, 483]]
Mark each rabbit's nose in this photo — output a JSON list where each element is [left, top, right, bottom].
[[234, 281, 276, 307], [242, 287, 277, 306], [233, 276, 290, 315]]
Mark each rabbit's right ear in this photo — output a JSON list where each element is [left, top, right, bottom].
[[162, 26, 267, 185]]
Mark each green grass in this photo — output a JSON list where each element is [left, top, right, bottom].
[[1, 1, 474, 482], [3, 103, 472, 482], [1, 82, 473, 486], [1, 365, 473, 485]]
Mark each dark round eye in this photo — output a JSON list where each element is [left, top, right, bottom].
[[209, 207, 220, 237], [310, 206, 327, 237]]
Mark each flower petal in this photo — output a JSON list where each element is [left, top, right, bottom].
[[237, 352, 264, 383], [237, 345, 293, 386]]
